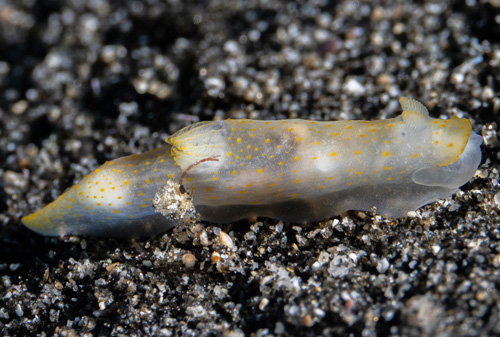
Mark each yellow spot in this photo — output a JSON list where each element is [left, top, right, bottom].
[[206, 188, 212, 192], [333, 132, 339, 136], [246, 155, 252, 159], [387, 177, 393, 181], [384, 166, 391, 170], [240, 191, 246, 194], [66, 205, 71, 209], [296, 138, 302, 141], [354, 151, 361, 155], [382, 151, 390, 157], [212, 177, 219, 181], [114, 210, 120, 214], [313, 157, 317, 160], [237, 138, 241, 143], [412, 154, 419, 158], [448, 143, 454, 148], [330, 152, 337, 157], [141, 204, 148, 208], [288, 127, 294, 131], [96, 203, 101, 206], [293, 179, 301, 183], [317, 186, 325, 190], [385, 140, 390, 144], [278, 162, 284, 166], [227, 151, 232, 156], [139, 192, 144, 196], [145, 179, 151, 184], [359, 134, 365, 138], [356, 171, 363, 175], [269, 183, 275, 187], [257, 168, 264, 174], [210, 196, 216, 200], [265, 139, 271, 143]]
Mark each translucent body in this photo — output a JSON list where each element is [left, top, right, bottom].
[[22, 147, 183, 237], [22, 98, 482, 237]]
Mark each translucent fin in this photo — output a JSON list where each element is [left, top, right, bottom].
[[399, 97, 429, 118], [165, 121, 225, 172], [412, 132, 482, 188]]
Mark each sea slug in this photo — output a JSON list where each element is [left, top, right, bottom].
[[22, 97, 482, 237]]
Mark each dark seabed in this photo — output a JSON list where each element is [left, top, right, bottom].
[[1, 0, 499, 336]]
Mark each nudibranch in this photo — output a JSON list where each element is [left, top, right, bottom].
[[22, 97, 482, 237]]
